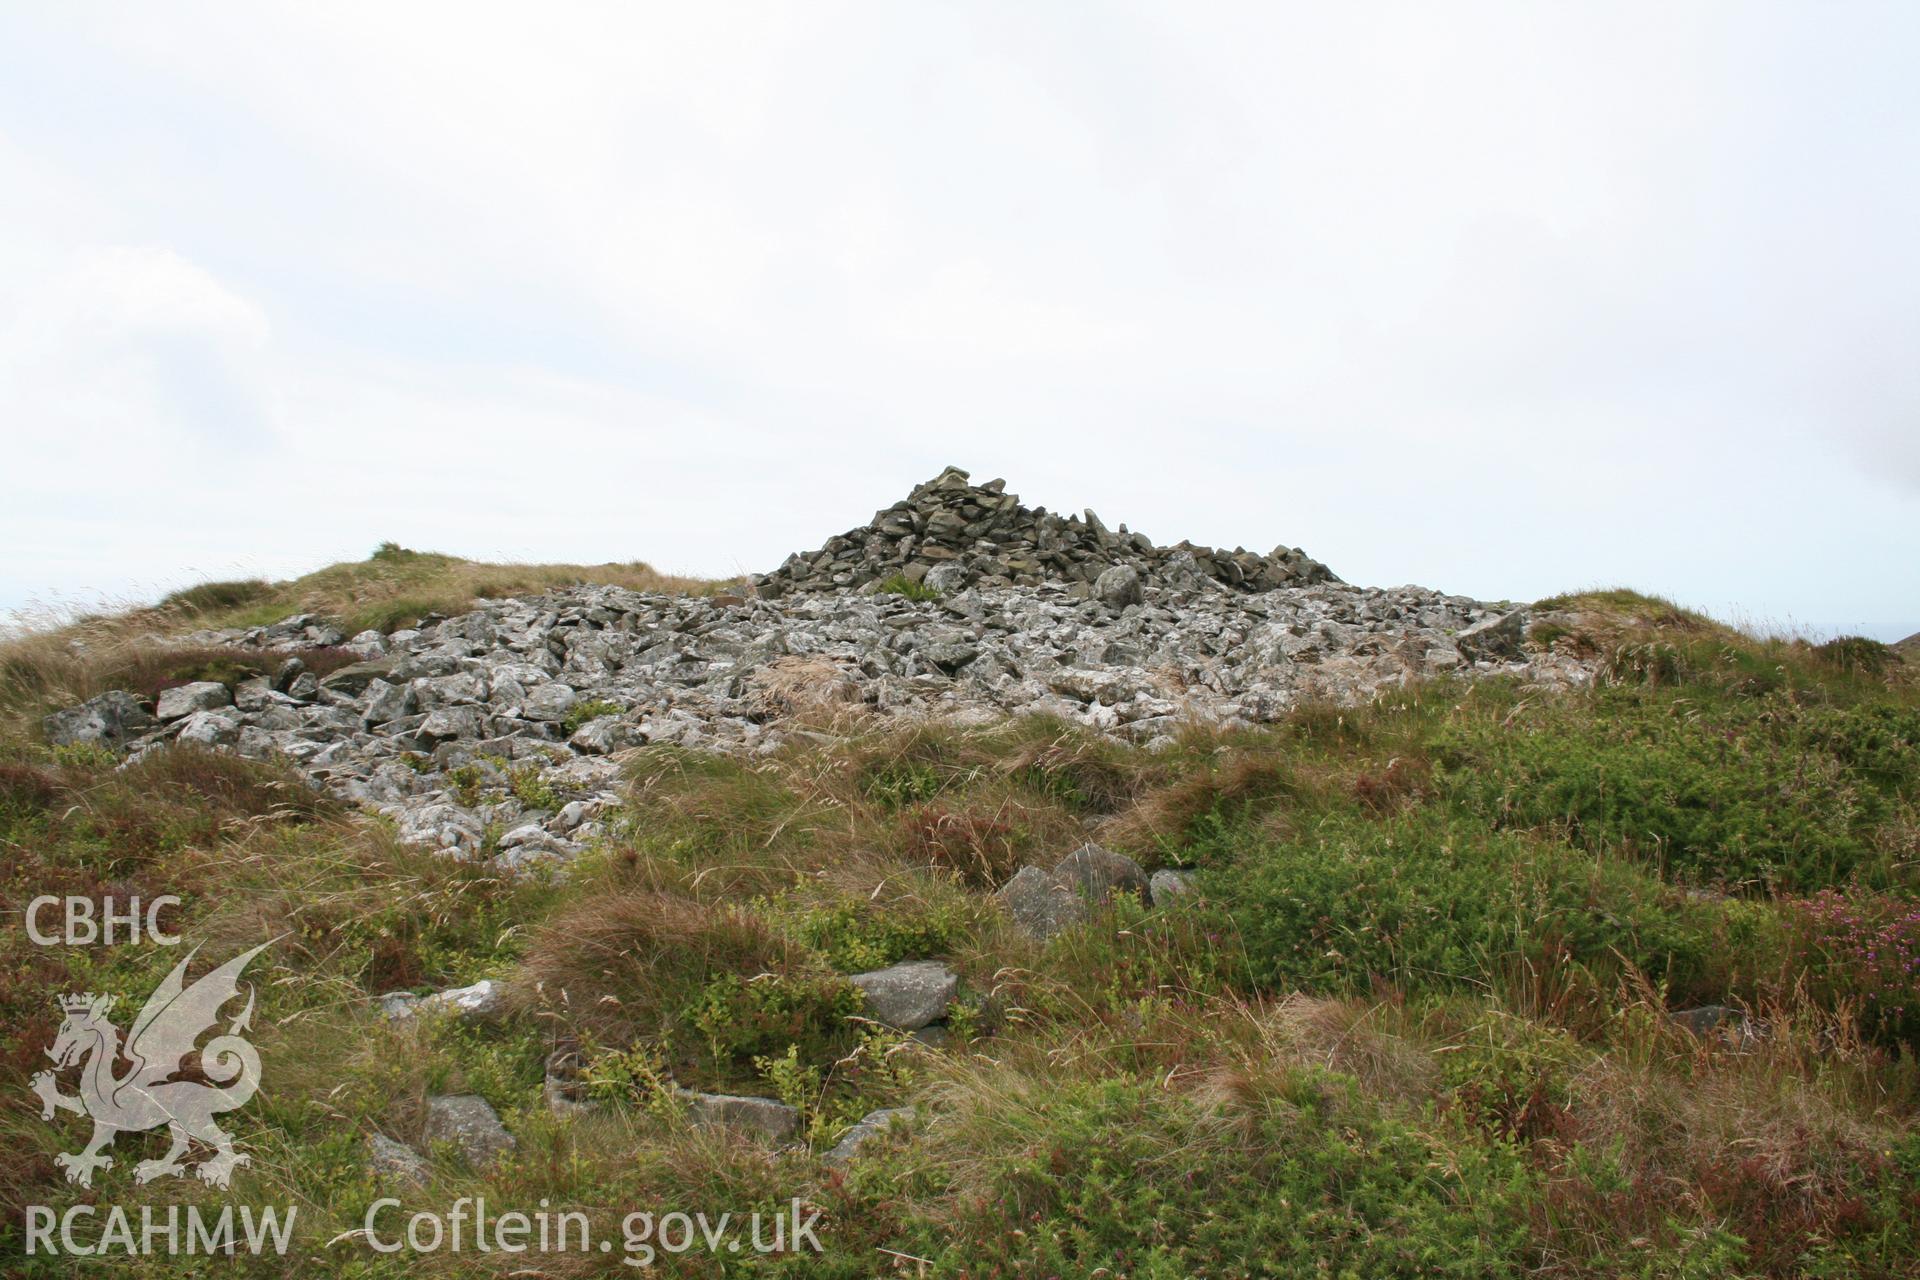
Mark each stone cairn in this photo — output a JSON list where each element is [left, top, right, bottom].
[[751, 466, 1337, 599]]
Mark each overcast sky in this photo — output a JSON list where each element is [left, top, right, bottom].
[[2, 4, 1916, 638]]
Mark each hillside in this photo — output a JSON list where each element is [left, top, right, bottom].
[[2, 472, 1917, 1278]]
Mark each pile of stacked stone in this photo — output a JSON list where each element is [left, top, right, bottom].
[[751, 466, 1336, 599]]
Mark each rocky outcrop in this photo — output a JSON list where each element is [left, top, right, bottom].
[[751, 466, 1336, 599]]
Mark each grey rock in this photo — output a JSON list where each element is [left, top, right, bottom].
[[997, 865, 1088, 940], [1668, 1005, 1762, 1043], [44, 691, 154, 751], [362, 679, 413, 726], [386, 979, 505, 1022], [1054, 843, 1148, 904], [423, 1094, 516, 1165], [419, 706, 486, 742], [910, 1023, 951, 1049], [522, 682, 578, 723], [923, 561, 970, 593], [1456, 610, 1528, 661], [568, 717, 641, 754], [823, 1107, 915, 1166], [378, 991, 422, 1020], [319, 659, 397, 695], [1149, 868, 1197, 905], [849, 961, 957, 1031], [678, 1090, 800, 1142], [175, 709, 241, 747], [366, 1133, 429, 1185], [155, 681, 232, 721], [1094, 563, 1143, 610]]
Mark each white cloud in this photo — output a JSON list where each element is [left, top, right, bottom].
[[0, 2, 1916, 638]]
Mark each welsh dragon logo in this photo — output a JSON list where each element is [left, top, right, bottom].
[[30, 943, 268, 1189]]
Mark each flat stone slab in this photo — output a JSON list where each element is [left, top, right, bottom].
[[677, 1090, 800, 1143], [380, 978, 505, 1022], [156, 681, 232, 721]]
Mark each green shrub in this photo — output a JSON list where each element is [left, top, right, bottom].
[[894, 1071, 1542, 1277], [561, 697, 624, 735], [771, 891, 976, 972], [1814, 635, 1898, 677], [862, 759, 946, 808], [682, 970, 863, 1077], [1434, 690, 1905, 890], [1214, 811, 1741, 1001], [507, 763, 561, 811], [875, 573, 940, 601]]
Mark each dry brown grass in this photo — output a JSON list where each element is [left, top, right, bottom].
[[744, 655, 869, 730], [1098, 749, 1295, 855], [511, 889, 804, 1045]]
